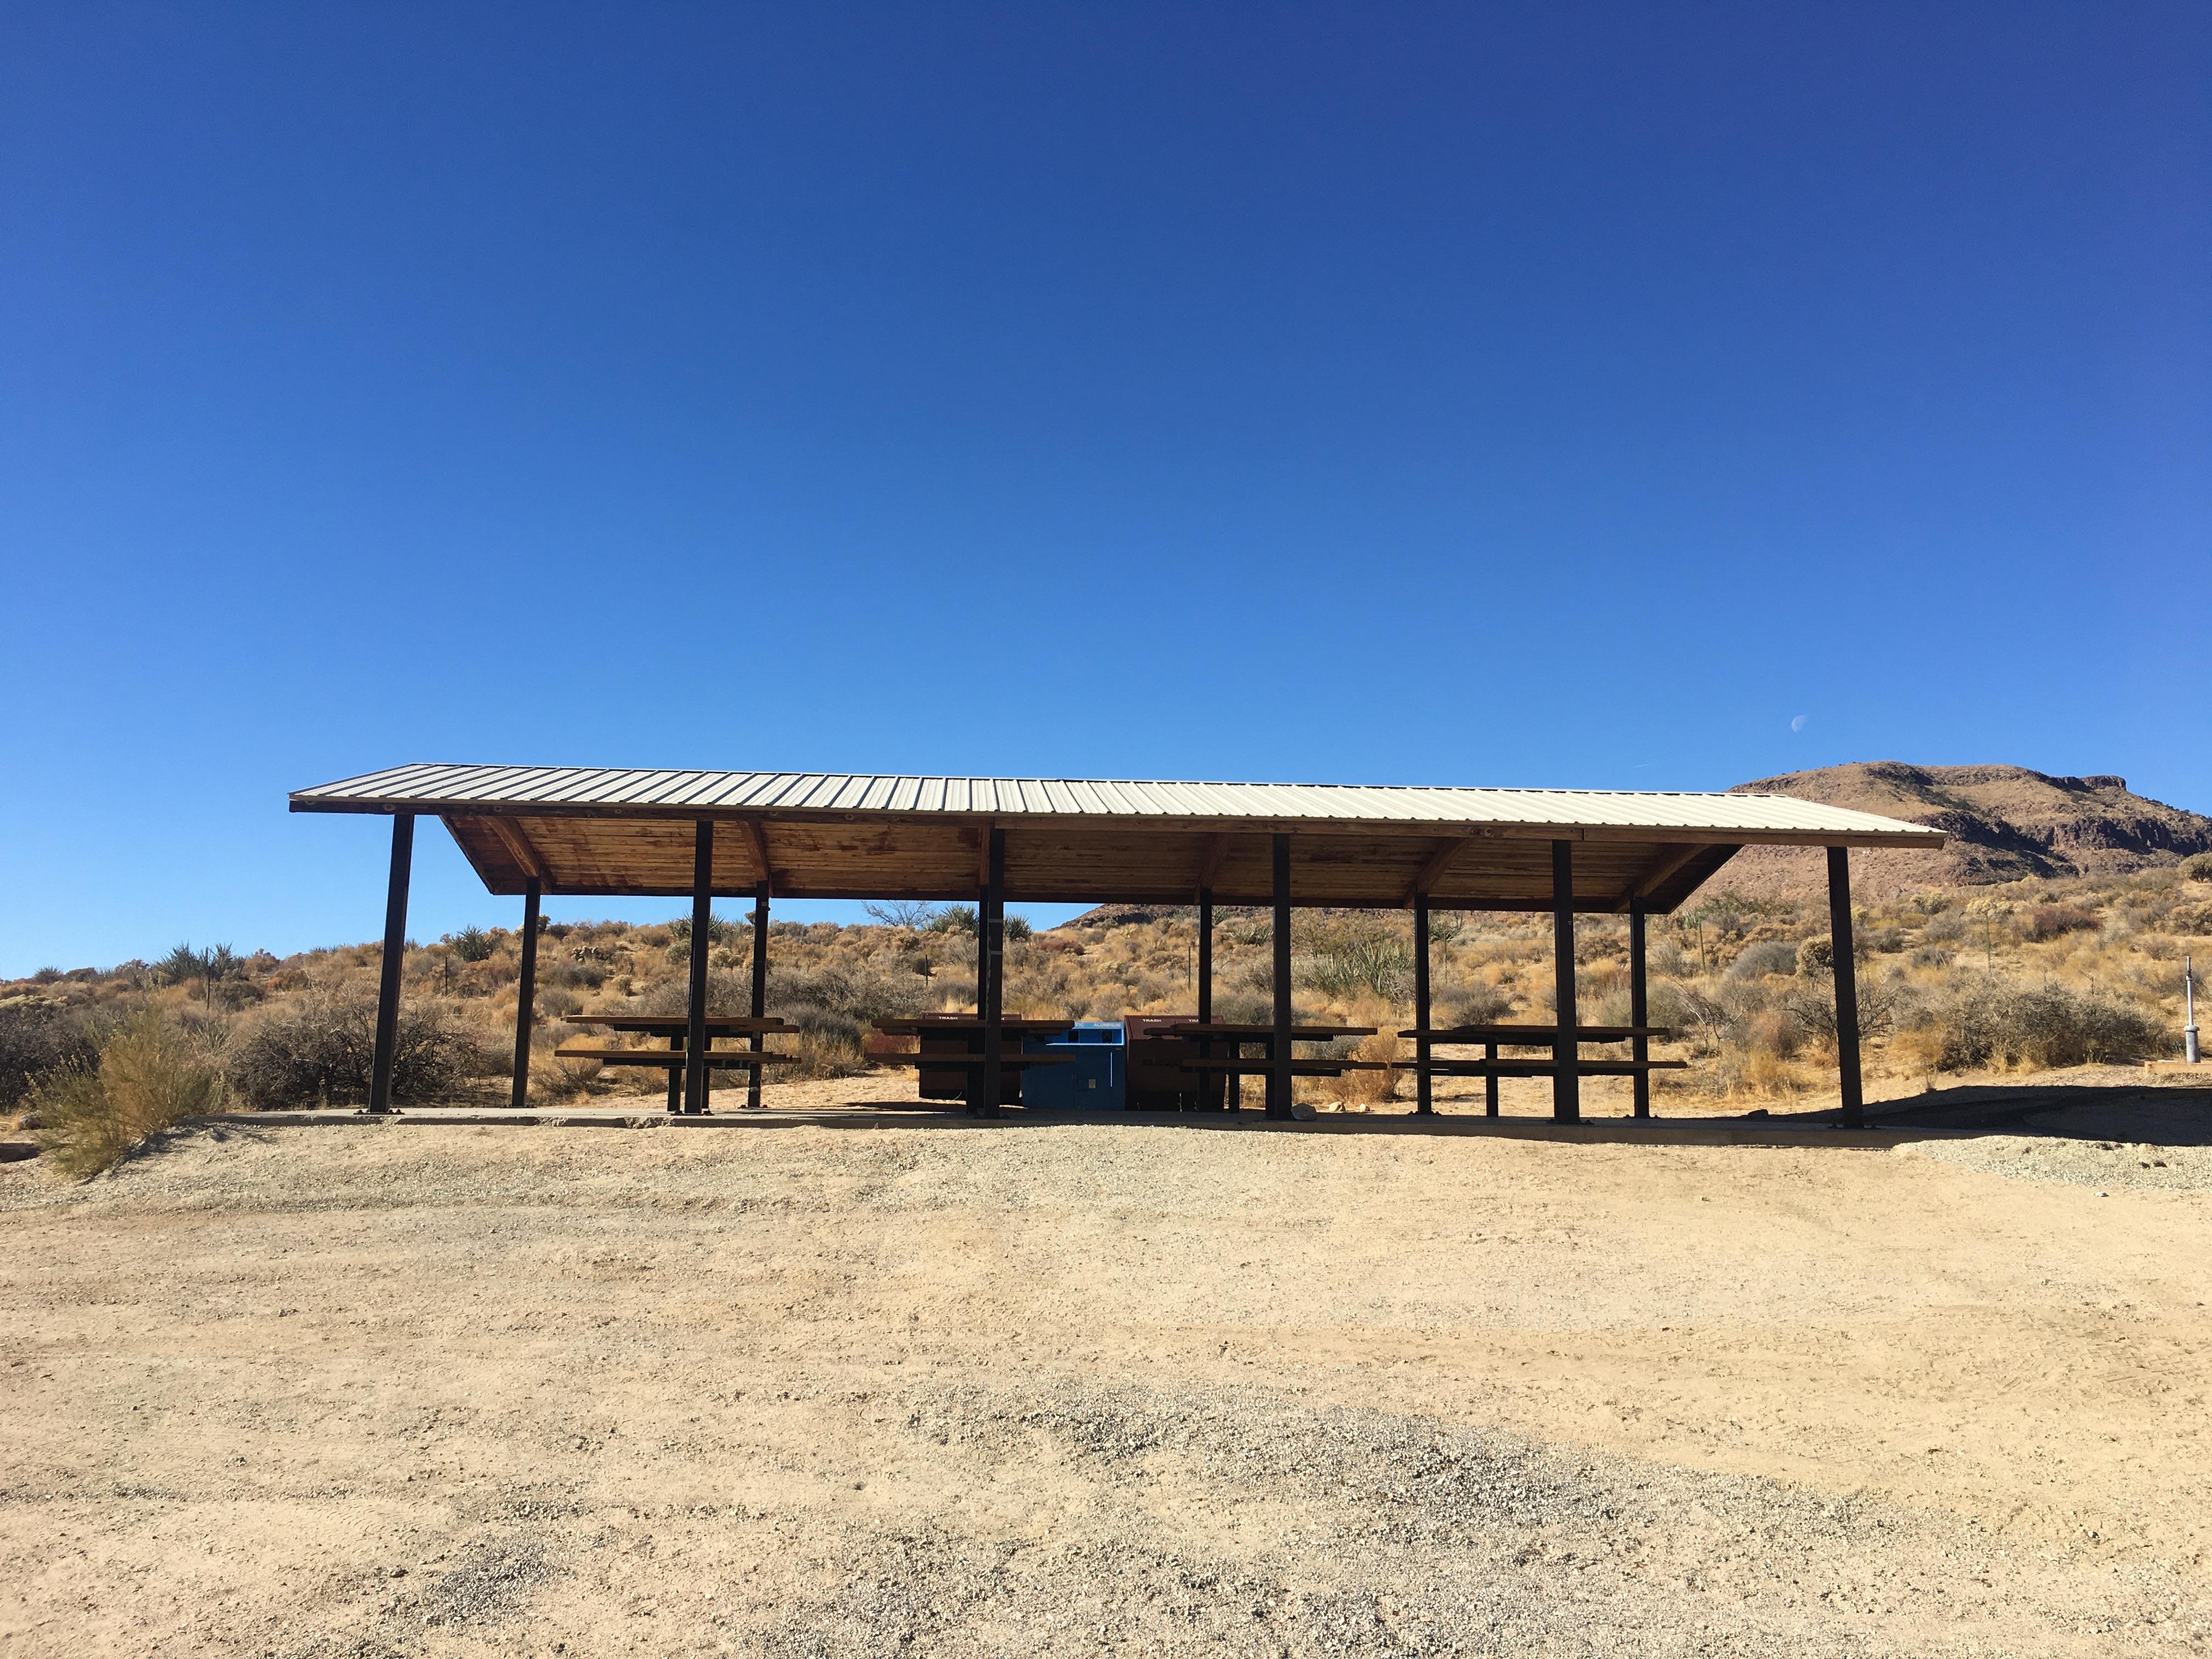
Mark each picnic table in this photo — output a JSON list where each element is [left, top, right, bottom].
[[1396, 1023, 1685, 1115], [556, 1013, 798, 1114], [871, 1015, 1079, 1110], [1157, 1021, 1388, 1107]]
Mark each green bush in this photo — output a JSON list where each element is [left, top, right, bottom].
[[444, 926, 498, 962], [0, 1000, 98, 1108], [665, 913, 741, 950], [926, 905, 979, 936], [227, 992, 493, 1109], [33, 1009, 227, 1178], [2182, 853, 2212, 883], [1903, 980, 2164, 1070]]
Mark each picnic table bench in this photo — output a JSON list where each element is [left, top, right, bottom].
[[556, 1013, 799, 1113], [1397, 1024, 1686, 1115]]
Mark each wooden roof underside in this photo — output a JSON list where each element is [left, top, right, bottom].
[[438, 811, 1763, 915]]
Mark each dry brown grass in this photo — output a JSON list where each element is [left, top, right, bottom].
[[3, 865, 2203, 1116]]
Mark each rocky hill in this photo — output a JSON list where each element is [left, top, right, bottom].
[[1716, 762, 2212, 900]]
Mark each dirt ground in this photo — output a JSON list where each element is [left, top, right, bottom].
[[4, 1080, 2211, 1657]]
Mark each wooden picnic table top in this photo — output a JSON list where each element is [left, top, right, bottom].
[[1400, 1024, 1675, 1042], [873, 1016, 1077, 1034], [1159, 1023, 1378, 1040], [872, 1052, 1075, 1068], [564, 1013, 796, 1034]]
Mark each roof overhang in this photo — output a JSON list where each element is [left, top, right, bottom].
[[291, 764, 1946, 915]]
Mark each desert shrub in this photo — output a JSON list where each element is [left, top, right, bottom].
[[1900, 980, 2164, 1071], [1003, 915, 1034, 943], [1301, 930, 1412, 1001], [1796, 937, 1833, 975], [926, 905, 979, 936], [666, 912, 742, 951], [33, 1009, 228, 1178], [2181, 853, 2212, 883], [537, 985, 583, 1019], [1213, 987, 1275, 1025], [1726, 941, 1800, 981], [444, 926, 498, 963], [1922, 911, 1966, 943], [542, 958, 605, 991], [0, 1001, 99, 1108], [227, 991, 493, 1108], [2024, 905, 2098, 943], [862, 900, 941, 929], [1424, 913, 1465, 945], [1780, 979, 1897, 1046], [1907, 945, 1952, 969], [1435, 979, 1512, 1028]]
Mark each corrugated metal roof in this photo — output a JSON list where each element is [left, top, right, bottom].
[[291, 763, 1944, 842]]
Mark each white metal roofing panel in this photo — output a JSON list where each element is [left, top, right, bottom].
[[291, 763, 1943, 842]]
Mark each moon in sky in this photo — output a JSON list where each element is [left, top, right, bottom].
[[1790, 714, 1808, 732]]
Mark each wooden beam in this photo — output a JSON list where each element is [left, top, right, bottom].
[[481, 815, 545, 881], [975, 823, 994, 890], [1197, 833, 1231, 892], [1406, 836, 1470, 906], [741, 818, 776, 895], [1621, 842, 1707, 909]]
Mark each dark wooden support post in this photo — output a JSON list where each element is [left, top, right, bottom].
[[509, 877, 541, 1110], [1269, 833, 1293, 1120], [1197, 888, 1218, 1110], [977, 828, 1006, 1118], [746, 883, 770, 1110], [1485, 1042, 1499, 1116], [1629, 901, 1650, 1120], [366, 814, 415, 1114], [1828, 846, 1864, 1128], [682, 822, 714, 1115], [1414, 894, 1433, 1115], [1551, 839, 1580, 1124]]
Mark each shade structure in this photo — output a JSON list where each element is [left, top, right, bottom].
[[290, 763, 1944, 913]]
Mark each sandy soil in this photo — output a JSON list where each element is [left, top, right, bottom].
[[4, 1082, 2210, 1656]]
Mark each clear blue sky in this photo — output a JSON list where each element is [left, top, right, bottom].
[[2, 2, 2204, 974]]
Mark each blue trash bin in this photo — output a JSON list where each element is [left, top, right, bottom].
[[1020, 1022, 1125, 1110]]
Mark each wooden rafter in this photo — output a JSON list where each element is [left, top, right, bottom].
[[1621, 843, 1708, 910], [740, 817, 776, 896], [1404, 836, 1470, 907], [1196, 832, 1231, 893], [478, 815, 544, 882]]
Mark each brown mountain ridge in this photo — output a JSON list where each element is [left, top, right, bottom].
[[1716, 761, 2212, 900]]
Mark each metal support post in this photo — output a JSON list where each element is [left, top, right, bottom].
[[1551, 839, 1580, 1123], [1270, 833, 1293, 1120], [682, 822, 714, 1115], [978, 828, 1006, 1118], [1827, 845, 1864, 1128], [509, 877, 540, 1110], [365, 814, 414, 1115], [1414, 893, 1433, 1115], [747, 884, 770, 1109], [1629, 902, 1650, 1119], [1198, 888, 1218, 1110]]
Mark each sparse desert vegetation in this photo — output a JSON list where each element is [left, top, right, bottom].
[[3, 860, 2206, 1173]]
